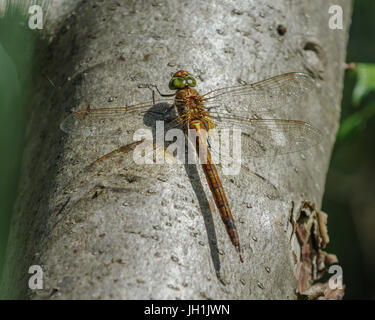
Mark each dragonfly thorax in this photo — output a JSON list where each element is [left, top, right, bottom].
[[175, 88, 213, 130]]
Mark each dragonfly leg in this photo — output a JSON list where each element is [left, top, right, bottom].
[[138, 83, 175, 98], [206, 105, 221, 111]]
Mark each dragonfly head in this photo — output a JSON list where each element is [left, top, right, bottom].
[[169, 70, 197, 90]]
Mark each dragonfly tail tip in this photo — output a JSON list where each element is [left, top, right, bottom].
[[235, 245, 244, 263]]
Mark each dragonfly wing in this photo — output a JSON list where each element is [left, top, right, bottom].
[[209, 114, 322, 158], [203, 72, 315, 113], [60, 98, 176, 137]]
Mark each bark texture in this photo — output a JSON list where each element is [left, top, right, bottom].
[[1, 0, 352, 299]]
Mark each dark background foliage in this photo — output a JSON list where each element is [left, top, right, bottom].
[[322, 0, 375, 299]]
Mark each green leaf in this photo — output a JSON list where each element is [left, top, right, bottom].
[[352, 63, 375, 106], [337, 101, 375, 141]]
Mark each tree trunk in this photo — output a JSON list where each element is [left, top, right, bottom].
[[1, 0, 352, 299]]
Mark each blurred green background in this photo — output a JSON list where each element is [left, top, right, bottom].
[[322, 0, 375, 299], [0, 0, 46, 297], [0, 0, 374, 299]]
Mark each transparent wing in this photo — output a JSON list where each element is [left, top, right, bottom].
[[60, 97, 176, 137], [202, 72, 315, 113], [209, 114, 322, 159]]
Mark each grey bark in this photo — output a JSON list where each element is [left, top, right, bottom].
[[1, 0, 352, 299]]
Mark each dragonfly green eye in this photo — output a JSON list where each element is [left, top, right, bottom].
[[169, 77, 183, 90], [186, 76, 196, 87], [169, 76, 197, 90]]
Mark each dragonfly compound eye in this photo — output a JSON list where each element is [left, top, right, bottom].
[[169, 77, 189, 90], [186, 76, 197, 87]]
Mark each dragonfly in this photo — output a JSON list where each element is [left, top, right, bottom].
[[60, 70, 322, 263]]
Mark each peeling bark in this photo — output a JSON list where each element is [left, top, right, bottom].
[[1, 0, 352, 299], [293, 201, 345, 299]]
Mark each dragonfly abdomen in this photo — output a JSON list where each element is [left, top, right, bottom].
[[201, 160, 240, 244], [190, 120, 243, 262]]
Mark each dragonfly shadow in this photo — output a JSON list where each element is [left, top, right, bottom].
[[184, 163, 223, 281], [142, 102, 176, 128]]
